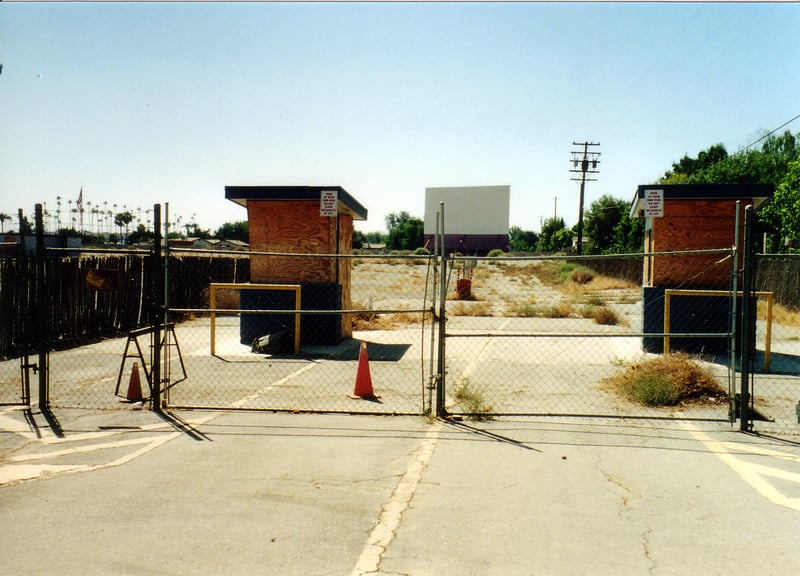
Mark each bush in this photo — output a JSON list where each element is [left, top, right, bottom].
[[414, 247, 431, 256], [511, 303, 539, 318], [450, 301, 493, 317], [604, 353, 727, 407], [592, 305, 620, 326], [487, 249, 508, 258], [630, 373, 682, 406], [543, 302, 575, 318], [569, 268, 594, 284]]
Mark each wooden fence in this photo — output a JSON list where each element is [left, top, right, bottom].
[[756, 254, 800, 310], [0, 251, 249, 360]]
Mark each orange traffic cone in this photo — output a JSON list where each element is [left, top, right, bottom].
[[349, 342, 380, 400], [126, 362, 144, 402]]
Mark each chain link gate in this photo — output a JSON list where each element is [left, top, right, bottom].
[[161, 249, 436, 415], [436, 250, 738, 421], [743, 208, 800, 438]]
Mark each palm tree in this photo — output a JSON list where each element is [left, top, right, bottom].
[[114, 211, 134, 243]]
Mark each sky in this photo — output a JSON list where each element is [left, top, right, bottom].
[[1, 2, 799, 236]]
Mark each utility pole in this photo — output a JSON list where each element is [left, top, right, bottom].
[[570, 141, 600, 255]]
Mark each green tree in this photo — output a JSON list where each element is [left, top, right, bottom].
[[759, 160, 800, 251], [183, 223, 211, 239], [0, 212, 10, 233], [127, 224, 154, 245], [114, 211, 134, 242], [508, 226, 538, 252], [537, 217, 571, 253], [609, 214, 645, 253], [19, 215, 33, 235], [352, 229, 365, 250], [385, 211, 412, 231], [660, 131, 799, 252], [553, 228, 574, 252], [385, 211, 424, 251], [215, 221, 248, 242], [662, 143, 728, 182], [583, 195, 629, 253], [364, 231, 386, 246]]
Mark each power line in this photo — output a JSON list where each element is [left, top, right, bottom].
[[737, 112, 800, 154]]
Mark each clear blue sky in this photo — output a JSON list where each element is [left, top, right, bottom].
[[1, 2, 798, 236]]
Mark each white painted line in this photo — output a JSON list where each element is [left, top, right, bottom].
[[40, 421, 174, 445], [747, 462, 800, 484], [350, 422, 442, 576], [8, 436, 159, 462], [0, 464, 91, 485], [0, 413, 218, 486], [457, 318, 511, 384], [230, 362, 318, 408], [682, 422, 800, 512], [716, 440, 800, 463], [0, 411, 36, 436]]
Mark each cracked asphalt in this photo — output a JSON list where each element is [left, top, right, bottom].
[[1, 408, 799, 575]]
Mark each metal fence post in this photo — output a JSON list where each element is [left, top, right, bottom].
[[739, 205, 755, 431], [34, 204, 49, 409], [729, 202, 740, 422], [435, 202, 447, 418], [151, 204, 164, 411]]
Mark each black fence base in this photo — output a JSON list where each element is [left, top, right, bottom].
[[240, 283, 343, 347]]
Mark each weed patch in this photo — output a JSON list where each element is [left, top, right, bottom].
[[760, 300, 800, 329], [569, 268, 594, 284], [450, 301, 494, 317], [603, 353, 727, 407], [509, 300, 575, 318], [592, 305, 621, 326], [453, 379, 493, 420], [349, 301, 424, 330]]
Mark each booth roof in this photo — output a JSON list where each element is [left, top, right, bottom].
[[225, 186, 368, 221], [630, 183, 774, 218]]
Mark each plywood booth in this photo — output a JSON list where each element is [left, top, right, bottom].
[[225, 186, 368, 348], [630, 183, 773, 353]]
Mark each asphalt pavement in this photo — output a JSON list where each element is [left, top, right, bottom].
[[1, 406, 799, 575]]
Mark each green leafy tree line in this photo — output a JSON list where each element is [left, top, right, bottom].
[[660, 130, 799, 252]]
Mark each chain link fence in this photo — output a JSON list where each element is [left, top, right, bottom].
[[3, 239, 799, 437], [750, 254, 800, 436], [441, 251, 737, 421]]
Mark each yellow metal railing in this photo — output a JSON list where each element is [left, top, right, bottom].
[[664, 289, 773, 371]]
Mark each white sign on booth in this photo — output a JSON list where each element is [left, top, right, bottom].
[[644, 189, 663, 217], [320, 190, 338, 217]]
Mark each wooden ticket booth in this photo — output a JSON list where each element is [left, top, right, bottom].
[[225, 186, 368, 347], [630, 183, 773, 354]]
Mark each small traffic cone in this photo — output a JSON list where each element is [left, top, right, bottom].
[[126, 362, 144, 402], [349, 342, 380, 400]]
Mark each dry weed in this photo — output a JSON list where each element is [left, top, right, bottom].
[[450, 301, 494, 317], [603, 353, 727, 407], [760, 300, 800, 329], [349, 301, 426, 330]]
